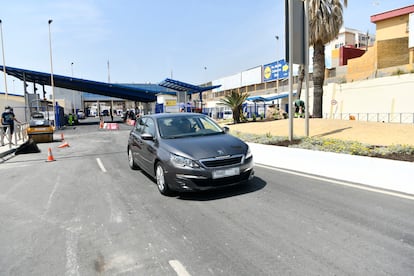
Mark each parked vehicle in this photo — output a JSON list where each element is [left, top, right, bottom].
[[223, 110, 233, 120], [77, 110, 86, 119], [127, 113, 254, 195]]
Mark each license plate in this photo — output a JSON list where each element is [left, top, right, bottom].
[[212, 167, 240, 179]]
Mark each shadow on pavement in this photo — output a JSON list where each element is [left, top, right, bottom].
[[177, 176, 267, 201], [312, 127, 352, 138]]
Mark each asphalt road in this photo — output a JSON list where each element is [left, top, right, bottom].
[[1, 118, 413, 275]]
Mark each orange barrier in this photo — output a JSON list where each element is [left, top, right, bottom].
[[46, 147, 55, 162], [58, 142, 70, 148], [103, 123, 120, 130]]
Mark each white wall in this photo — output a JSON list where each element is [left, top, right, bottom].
[[0, 93, 26, 122], [306, 74, 414, 122]]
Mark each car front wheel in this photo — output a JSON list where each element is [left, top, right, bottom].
[[128, 148, 139, 170], [155, 162, 172, 196]]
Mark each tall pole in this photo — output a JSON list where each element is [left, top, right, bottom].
[[275, 35, 279, 93], [107, 60, 110, 83], [71, 62, 75, 113], [304, 0, 310, 137], [0, 19, 8, 108], [48, 19, 57, 128], [288, 0, 294, 140]]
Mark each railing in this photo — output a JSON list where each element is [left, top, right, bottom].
[[324, 113, 414, 124], [0, 123, 29, 149]]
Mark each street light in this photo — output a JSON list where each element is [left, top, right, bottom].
[[275, 35, 279, 93], [0, 19, 8, 108], [48, 19, 57, 127], [71, 62, 75, 113]]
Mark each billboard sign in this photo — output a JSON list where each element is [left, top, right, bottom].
[[263, 59, 289, 82]]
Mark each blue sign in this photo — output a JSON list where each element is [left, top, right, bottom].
[[263, 59, 289, 82]]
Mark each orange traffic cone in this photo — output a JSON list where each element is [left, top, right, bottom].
[[58, 142, 70, 148], [99, 120, 104, 129], [46, 147, 55, 162]]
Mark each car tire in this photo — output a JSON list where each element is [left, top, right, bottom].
[[128, 148, 139, 170], [155, 162, 172, 196]]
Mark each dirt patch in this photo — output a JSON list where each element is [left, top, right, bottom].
[[224, 118, 414, 162], [225, 118, 414, 146]]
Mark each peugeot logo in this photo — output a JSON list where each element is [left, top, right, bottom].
[[217, 150, 225, 155]]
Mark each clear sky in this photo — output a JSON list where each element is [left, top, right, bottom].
[[0, 0, 413, 95]]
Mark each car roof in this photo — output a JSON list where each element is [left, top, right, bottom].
[[143, 113, 205, 119]]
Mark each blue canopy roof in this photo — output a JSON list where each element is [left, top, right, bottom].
[[1, 66, 218, 102], [246, 91, 297, 102], [159, 78, 221, 93]]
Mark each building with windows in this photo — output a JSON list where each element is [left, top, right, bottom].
[[346, 4, 414, 82]]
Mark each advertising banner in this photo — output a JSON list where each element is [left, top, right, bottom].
[[263, 59, 289, 82]]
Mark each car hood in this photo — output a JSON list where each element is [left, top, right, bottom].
[[161, 133, 248, 160]]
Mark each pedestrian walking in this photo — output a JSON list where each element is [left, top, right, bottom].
[[1, 106, 21, 146]]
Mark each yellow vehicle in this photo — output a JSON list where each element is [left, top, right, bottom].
[[27, 112, 54, 143]]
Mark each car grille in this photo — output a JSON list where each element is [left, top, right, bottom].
[[200, 155, 243, 168]]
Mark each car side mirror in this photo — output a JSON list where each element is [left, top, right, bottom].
[[223, 126, 230, 133], [141, 133, 154, 141]]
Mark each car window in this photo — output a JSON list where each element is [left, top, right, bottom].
[[198, 116, 223, 132], [134, 117, 146, 134], [142, 118, 155, 136], [157, 115, 223, 138]]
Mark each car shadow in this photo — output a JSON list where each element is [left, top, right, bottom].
[[176, 176, 267, 201]]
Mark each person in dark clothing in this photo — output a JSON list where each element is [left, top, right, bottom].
[[1, 106, 21, 146]]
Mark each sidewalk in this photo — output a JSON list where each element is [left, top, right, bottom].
[[248, 142, 414, 196], [0, 140, 26, 161]]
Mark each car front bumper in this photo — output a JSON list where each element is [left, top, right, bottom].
[[164, 158, 255, 192]]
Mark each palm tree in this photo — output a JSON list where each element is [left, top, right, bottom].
[[296, 64, 305, 100], [219, 90, 249, 123], [309, 0, 347, 118]]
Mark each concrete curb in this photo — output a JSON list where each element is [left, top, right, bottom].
[[248, 142, 414, 196]]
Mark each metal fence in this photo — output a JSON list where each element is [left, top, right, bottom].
[[324, 113, 414, 124], [0, 123, 29, 149]]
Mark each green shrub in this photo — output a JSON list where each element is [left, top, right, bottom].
[[231, 130, 414, 160]]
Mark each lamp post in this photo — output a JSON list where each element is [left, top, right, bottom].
[[71, 62, 75, 113], [275, 35, 279, 93], [48, 19, 57, 127], [0, 19, 8, 108]]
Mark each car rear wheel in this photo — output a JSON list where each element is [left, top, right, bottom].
[[128, 148, 139, 169], [155, 162, 172, 196]]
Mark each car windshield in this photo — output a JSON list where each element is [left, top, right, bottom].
[[157, 115, 224, 139]]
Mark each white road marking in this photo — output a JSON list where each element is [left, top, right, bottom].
[[256, 164, 414, 201], [105, 193, 123, 223], [65, 226, 81, 276], [42, 175, 60, 218], [96, 158, 107, 172], [169, 260, 191, 276]]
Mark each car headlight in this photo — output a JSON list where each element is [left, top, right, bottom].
[[246, 146, 253, 159], [170, 153, 200, 168]]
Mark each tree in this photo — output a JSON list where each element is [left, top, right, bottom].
[[309, 0, 347, 118], [296, 64, 305, 100], [219, 90, 249, 123]]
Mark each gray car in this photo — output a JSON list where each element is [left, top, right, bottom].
[[127, 113, 254, 195]]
